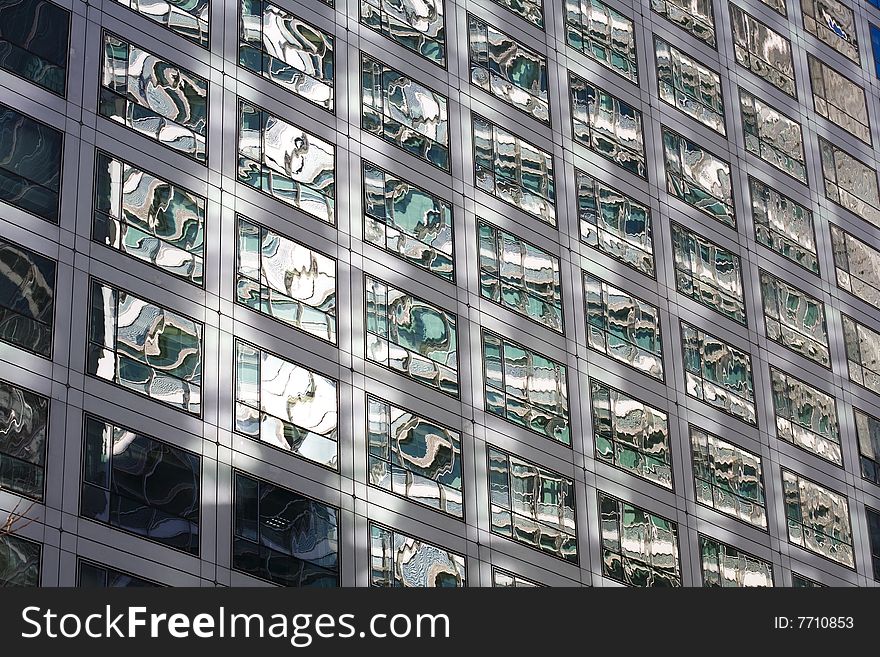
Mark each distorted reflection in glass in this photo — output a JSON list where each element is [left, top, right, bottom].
[[782, 469, 854, 568], [360, 0, 446, 65], [750, 177, 818, 275], [770, 367, 841, 465], [700, 534, 773, 587], [565, 0, 638, 82], [0, 379, 48, 501], [819, 136, 880, 228], [0, 236, 55, 358], [655, 36, 725, 135], [370, 523, 465, 587], [0, 533, 40, 586], [0, 0, 69, 95], [760, 270, 830, 367], [808, 55, 870, 144], [740, 89, 806, 184], [652, 0, 715, 47], [730, 5, 796, 97]]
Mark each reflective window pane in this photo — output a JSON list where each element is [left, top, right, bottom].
[[691, 426, 767, 529], [360, 0, 445, 66], [362, 161, 454, 281], [0, 103, 63, 223], [236, 215, 336, 343], [750, 178, 818, 275], [0, 533, 40, 586], [729, 5, 796, 97], [808, 55, 870, 145], [483, 330, 570, 445], [368, 395, 463, 518], [782, 469, 854, 568], [576, 170, 654, 277], [239, 0, 334, 111], [599, 492, 681, 587], [469, 14, 549, 124], [80, 415, 200, 554], [473, 114, 556, 225], [584, 274, 663, 379], [842, 313, 880, 396], [681, 321, 756, 425], [234, 339, 338, 470], [867, 507, 880, 581], [115, 0, 208, 47], [488, 446, 577, 563], [492, 568, 541, 587], [662, 127, 735, 227], [760, 270, 830, 367], [699, 535, 773, 587], [0, 379, 48, 501], [760, 0, 787, 15], [565, 0, 638, 83], [233, 471, 339, 587], [651, 0, 715, 47], [87, 280, 202, 415], [93, 151, 206, 286], [491, 0, 543, 28], [370, 523, 465, 587], [802, 0, 858, 63], [0, 0, 69, 95], [570, 73, 646, 179], [819, 137, 880, 228], [238, 100, 335, 224], [365, 276, 458, 397], [855, 407, 880, 486], [792, 573, 824, 587], [100, 33, 208, 163], [672, 222, 745, 325], [0, 236, 55, 358], [591, 379, 671, 489], [479, 220, 563, 333], [740, 89, 806, 184], [362, 54, 450, 172], [655, 36, 725, 136], [770, 367, 841, 466], [77, 560, 159, 587]]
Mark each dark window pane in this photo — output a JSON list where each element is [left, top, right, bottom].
[[0, 236, 56, 357], [77, 559, 159, 587], [0, 0, 69, 95], [0, 533, 41, 586], [0, 379, 48, 500]]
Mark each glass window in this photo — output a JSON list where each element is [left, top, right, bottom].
[[691, 426, 767, 529], [770, 367, 841, 466], [234, 339, 338, 470], [831, 225, 880, 313], [0, 236, 55, 358], [792, 573, 824, 587], [750, 177, 818, 275], [365, 276, 458, 397], [236, 215, 337, 344], [729, 5, 796, 98], [0, 379, 48, 501], [570, 73, 646, 179], [872, 24, 880, 80], [819, 137, 880, 228], [655, 36, 725, 136], [576, 170, 654, 277], [867, 507, 880, 581], [115, 0, 208, 47], [681, 321, 756, 426], [0, 533, 40, 586], [468, 14, 549, 124], [367, 394, 463, 518], [782, 469, 854, 568], [739, 89, 806, 185], [360, 0, 445, 66], [479, 220, 563, 333], [0, 103, 63, 223], [77, 560, 159, 587], [238, 99, 335, 224], [760, 270, 830, 367], [473, 113, 556, 226], [760, 0, 787, 15], [855, 407, 880, 486], [671, 221, 746, 325], [802, 0, 858, 63], [565, 0, 638, 83], [233, 471, 339, 587], [842, 313, 880, 397], [584, 273, 664, 379], [488, 446, 577, 563], [699, 535, 773, 587], [590, 379, 671, 489], [0, 0, 69, 95], [482, 329, 570, 445], [362, 161, 454, 281], [491, 0, 543, 28], [100, 33, 208, 163], [239, 0, 334, 111], [492, 567, 541, 587], [808, 55, 870, 145], [651, 0, 715, 47], [87, 279, 202, 415], [662, 127, 734, 227], [370, 523, 465, 587], [599, 491, 681, 587], [93, 151, 206, 286], [361, 54, 450, 172], [81, 414, 200, 554]]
